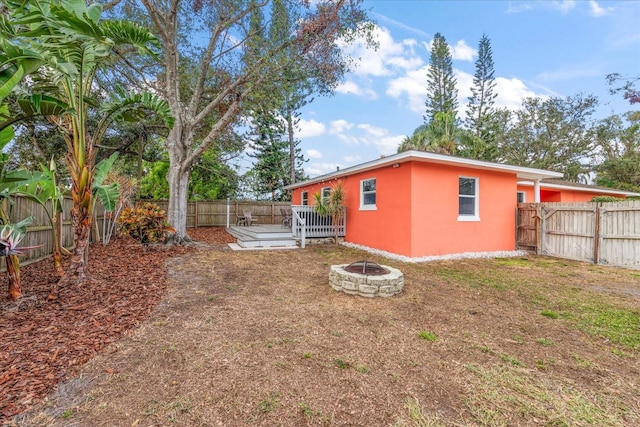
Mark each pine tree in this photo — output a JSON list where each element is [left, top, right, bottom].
[[424, 33, 458, 124], [269, 0, 311, 185], [464, 33, 499, 160], [248, 108, 296, 201]]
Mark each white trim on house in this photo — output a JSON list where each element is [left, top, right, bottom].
[[458, 176, 480, 221], [517, 180, 640, 197], [321, 187, 331, 203], [360, 177, 377, 211], [517, 191, 527, 203], [284, 150, 563, 191]]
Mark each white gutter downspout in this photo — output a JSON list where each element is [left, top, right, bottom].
[[534, 179, 541, 203]]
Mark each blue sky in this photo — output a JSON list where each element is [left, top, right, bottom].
[[244, 0, 640, 177]]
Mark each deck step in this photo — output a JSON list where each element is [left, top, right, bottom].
[[228, 225, 298, 249], [236, 238, 298, 248]]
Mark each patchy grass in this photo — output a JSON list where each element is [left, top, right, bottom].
[[417, 330, 438, 342], [540, 309, 560, 319], [14, 235, 640, 427], [464, 363, 623, 426]]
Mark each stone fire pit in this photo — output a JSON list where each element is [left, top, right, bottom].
[[329, 260, 404, 297]]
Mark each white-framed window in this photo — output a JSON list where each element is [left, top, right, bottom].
[[360, 178, 376, 210], [517, 191, 526, 203], [321, 187, 331, 203], [301, 191, 308, 206], [458, 176, 479, 221]]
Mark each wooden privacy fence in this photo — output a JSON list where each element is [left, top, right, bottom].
[[2, 197, 290, 268], [147, 200, 291, 227], [517, 200, 640, 269]]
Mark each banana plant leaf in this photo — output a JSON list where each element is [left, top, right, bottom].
[[93, 152, 120, 212]]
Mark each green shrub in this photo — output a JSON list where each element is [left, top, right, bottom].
[[590, 196, 624, 203], [118, 202, 174, 245]]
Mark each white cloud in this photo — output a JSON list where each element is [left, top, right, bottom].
[[329, 119, 354, 134], [494, 77, 541, 110], [372, 12, 430, 39], [296, 118, 326, 138], [553, 0, 577, 14], [536, 62, 604, 82], [508, 0, 606, 15], [450, 40, 477, 61], [344, 155, 362, 163], [306, 149, 322, 159], [335, 80, 377, 99], [588, 0, 609, 17], [356, 124, 405, 155], [329, 123, 405, 156], [386, 66, 429, 113], [507, 2, 535, 13], [385, 61, 548, 116], [340, 24, 424, 78], [306, 162, 341, 177]]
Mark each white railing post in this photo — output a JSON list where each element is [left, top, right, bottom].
[[291, 206, 306, 248]]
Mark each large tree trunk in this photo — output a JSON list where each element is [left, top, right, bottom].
[[287, 109, 296, 185], [65, 202, 92, 281], [166, 127, 193, 243]]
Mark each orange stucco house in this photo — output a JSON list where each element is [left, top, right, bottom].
[[284, 151, 638, 259]]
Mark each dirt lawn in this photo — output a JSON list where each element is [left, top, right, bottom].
[[4, 227, 640, 426]]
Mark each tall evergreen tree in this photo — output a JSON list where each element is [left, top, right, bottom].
[[270, 0, 312, 185], [424, 33, 458, 124], [248, 107, 290, 201], [464, 33, 498, 160]]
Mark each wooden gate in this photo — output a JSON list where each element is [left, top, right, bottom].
[[540, 203, 598, 263], [598, 202, 640, 268], [516, 203, 540, 252]]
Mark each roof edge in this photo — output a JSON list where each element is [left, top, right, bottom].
[[285, 151, 563, 190]]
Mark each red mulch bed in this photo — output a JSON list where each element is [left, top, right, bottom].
[[0, 227, 235, 424]]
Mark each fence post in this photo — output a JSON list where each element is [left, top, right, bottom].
[[226, 198, 230, 228], [593, 204, 601, 265], [194, 200, 198, 228], [537, 204, 543, 255]]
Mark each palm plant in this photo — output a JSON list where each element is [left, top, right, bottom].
[[13, 159, 67, 277], [0, 0, 173, 286], [313, 181, 346, 244], [398, 111, 457, 155], [0, 216, 40, 300]]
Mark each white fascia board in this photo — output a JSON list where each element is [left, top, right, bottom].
[[285, 150, 562, 190], [517, 180, 640, 197]]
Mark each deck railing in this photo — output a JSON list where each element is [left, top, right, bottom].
[[291, 205, 346, 239]]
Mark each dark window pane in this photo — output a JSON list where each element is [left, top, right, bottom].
[[363, 193, 376, 205], [459, 196, 475, 215], [459, 178, 476, 196], [362, 179, 376, 192], [517, 192, 524, 203]]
